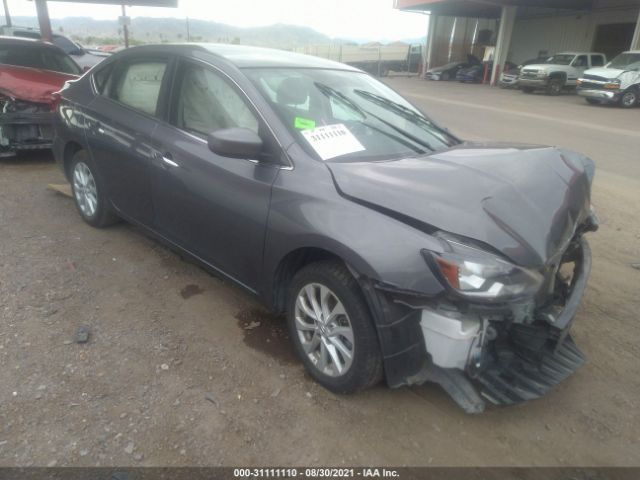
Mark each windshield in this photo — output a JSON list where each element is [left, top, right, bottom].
[[607, 53, 640, 70], [543, 54, 574, 65], [244, 68, 458, 162]]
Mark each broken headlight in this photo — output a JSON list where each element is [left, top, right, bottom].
[[423, 234, 544, 302]]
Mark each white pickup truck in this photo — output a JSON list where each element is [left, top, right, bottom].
[[577, 50, 640, 108], [518, 52, 607, 95]]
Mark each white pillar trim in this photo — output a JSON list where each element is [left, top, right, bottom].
[[426, 14, 438, 73], [631, 9, 640, 51], [490, 5, 517, 86]]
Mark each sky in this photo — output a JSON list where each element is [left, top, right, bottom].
[[2, 0, 429, 41]]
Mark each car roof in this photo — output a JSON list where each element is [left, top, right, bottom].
[[124, 43, 360, 71], [0, 35, 57, 48]]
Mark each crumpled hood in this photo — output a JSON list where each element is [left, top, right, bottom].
[[583, 67, 626, 79], [0, 65, 77, 104], [327, 143, 594, 268]]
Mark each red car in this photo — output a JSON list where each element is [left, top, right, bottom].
[[0, 36, 81, 157]]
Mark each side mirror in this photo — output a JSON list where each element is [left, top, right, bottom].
[[207, 128, 263, 159]]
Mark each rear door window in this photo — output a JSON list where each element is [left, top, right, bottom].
[[110, 60, 168, 116], [590, 55, 604, 67], [573, 55, 588, 67]]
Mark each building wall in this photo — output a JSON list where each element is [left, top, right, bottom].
[[428, 16, 496, 67], [509, 4, 640, 63]]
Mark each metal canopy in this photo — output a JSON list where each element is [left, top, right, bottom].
[[395, 0, 597, 18], [39, 0, 178, 5]]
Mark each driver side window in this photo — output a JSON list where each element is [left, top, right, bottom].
[[573, 55, 588, 67], [173, 63, 259, 137]]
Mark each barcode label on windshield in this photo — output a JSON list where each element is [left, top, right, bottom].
[[300, 124, 365, 160]]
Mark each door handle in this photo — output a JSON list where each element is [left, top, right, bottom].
[[160, 154, 179, 169]]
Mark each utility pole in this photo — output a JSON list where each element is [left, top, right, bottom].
[[34, 0, 53, 42], [186, 17, 190, 42], [121, 3, 129, 48], [2, 0, 12, 27]]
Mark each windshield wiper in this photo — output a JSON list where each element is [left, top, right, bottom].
[[315, 82, 365, 116], [314, 82, 429, 153], [352, 89, 453, 144], [353, 89, 431, 125]]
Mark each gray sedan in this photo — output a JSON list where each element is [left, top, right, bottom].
[[53, 44, 598, 413]]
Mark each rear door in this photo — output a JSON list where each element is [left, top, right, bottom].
[[85, 54, 173, 225], [149, 58, 284, 290]]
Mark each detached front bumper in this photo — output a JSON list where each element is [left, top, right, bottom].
[[366, 236, 593, 413]]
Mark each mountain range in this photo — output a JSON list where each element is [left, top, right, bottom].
[[3, 15, 329, 48], [1, 16, 422, 48]]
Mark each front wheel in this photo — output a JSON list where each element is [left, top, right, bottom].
[[546, 78, 563, 95], [287, 260, 383, 393], [619, 89, 638, 108], [521, 87, 534, 94], [585, 98, 600, 105], [70, 150, 119, 228]]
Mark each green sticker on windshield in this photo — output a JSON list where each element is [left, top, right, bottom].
[[294, 117, 316, 130]]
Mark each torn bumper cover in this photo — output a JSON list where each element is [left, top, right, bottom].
[[365, 234, 593, 413], [0, 96, 55, 156]]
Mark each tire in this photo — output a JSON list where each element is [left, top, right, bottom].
[[441, 72, 450, 81], [585, 98, 600, 105], [287, 260, 383, 393], [521, 87, 534, 94], [619, 88, 638, 108], [70, 150, 119, 228], [546, 78, 563, 96]]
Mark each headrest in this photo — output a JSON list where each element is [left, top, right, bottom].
[[276, 77, 309, 106]]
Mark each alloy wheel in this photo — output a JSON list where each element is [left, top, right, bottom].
[[621, 91, 637, 108], [294, 283, 355, 377], [73, 161, 98, 218]]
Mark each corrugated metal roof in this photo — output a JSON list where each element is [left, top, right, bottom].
[[395, 0, 598, 17]]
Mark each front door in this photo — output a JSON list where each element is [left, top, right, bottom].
[[150, 59, 282, 290]]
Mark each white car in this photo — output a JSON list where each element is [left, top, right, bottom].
[[577, 50, 640, 108], [518, 52, 607, 95]]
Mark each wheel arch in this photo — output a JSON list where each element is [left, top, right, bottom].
[[548, 71, 567, 81], [62, 140, 84, 181], [270, 245, 372, 314]]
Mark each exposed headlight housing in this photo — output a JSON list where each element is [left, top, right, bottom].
[[423, 234, 544, 302], [603, 79, 621, 90]]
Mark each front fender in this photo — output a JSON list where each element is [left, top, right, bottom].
[[262, 146, 446, 305]]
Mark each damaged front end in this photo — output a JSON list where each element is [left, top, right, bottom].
[[0, 93, 56, 157], [368, 213, 598, 414]]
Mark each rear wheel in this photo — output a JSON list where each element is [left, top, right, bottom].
[[287, 260, 383, 393], [70, 150, 119, 228], [619, 89, 638, 108]]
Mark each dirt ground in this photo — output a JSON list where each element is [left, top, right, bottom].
[[0, 80, 639, 467]]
